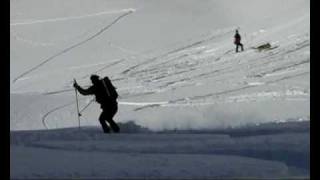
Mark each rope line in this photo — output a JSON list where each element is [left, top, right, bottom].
[[13, 11, 134, 83]]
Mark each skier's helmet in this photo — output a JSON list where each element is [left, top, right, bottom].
[[90, 74, 100, 84]]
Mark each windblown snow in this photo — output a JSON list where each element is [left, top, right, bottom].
[[10, 0, 309, 178]]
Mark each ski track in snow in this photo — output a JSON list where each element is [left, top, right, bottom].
[[117, 33, 308, 93], [36, 37, 310, 128], [41, 97, 89, 129], [80, 59, 126, 80], [12, 10, 135, 83], [10, 8, 136, 26], [41, 67, 308, 124], [119, 38, 309, 105], [40, 38, 310, 122], [121, 29, 234, 75], [13, 22, 309, 112], [11, 31, 56, 47]]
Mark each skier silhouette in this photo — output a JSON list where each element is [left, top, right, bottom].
[[74, 75, 120, 133], [234, 29, 244, 52]]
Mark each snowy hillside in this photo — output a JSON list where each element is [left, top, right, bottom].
[[11, 0, 309, 131], [11, 122, 309, 179], [10, 0, 309, 178]]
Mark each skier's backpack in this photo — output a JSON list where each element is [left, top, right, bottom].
[[234, 34, 241, 44], [101, 76, 118, 100]]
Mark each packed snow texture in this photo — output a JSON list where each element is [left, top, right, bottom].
[[11, 0, 309, 178], [11, 121, 309, 179]]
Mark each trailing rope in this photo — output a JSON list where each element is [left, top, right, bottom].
[[13, 10, 134, 83]]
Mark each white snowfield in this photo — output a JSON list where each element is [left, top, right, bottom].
[[11, 122, 309, 179], [11, 0, 309, 178]]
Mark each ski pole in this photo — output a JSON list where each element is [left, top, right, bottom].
[[74, 79, 81, 129], [79, 98, 95, 114]]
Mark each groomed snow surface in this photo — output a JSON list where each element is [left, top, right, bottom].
[[11, 0, 309, 179], [11, 121, 309, 179]]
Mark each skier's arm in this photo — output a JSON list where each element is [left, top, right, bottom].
[[74, 82, 95, 96]]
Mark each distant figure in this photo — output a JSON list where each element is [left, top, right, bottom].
[[234, 29, 244, 52], [74, 75, 120, 133]]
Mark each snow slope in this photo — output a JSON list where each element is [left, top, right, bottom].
[[11, 121, 309, 179], [10, 0, 309, 178], [11, 0, 309, 131]]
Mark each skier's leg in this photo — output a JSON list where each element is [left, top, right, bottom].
[[107, 118, 120, 133], [236, 44, 239, 52], [99, 111, 110, 133], [106, 105, 120, 133], [240, 43, 244, 51]]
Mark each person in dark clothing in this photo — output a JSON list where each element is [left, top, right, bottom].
[[234, 29, 244, 52], [73, 75, 120, 133]]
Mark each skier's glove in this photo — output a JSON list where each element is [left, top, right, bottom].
[[73, 81, 79, 89]]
